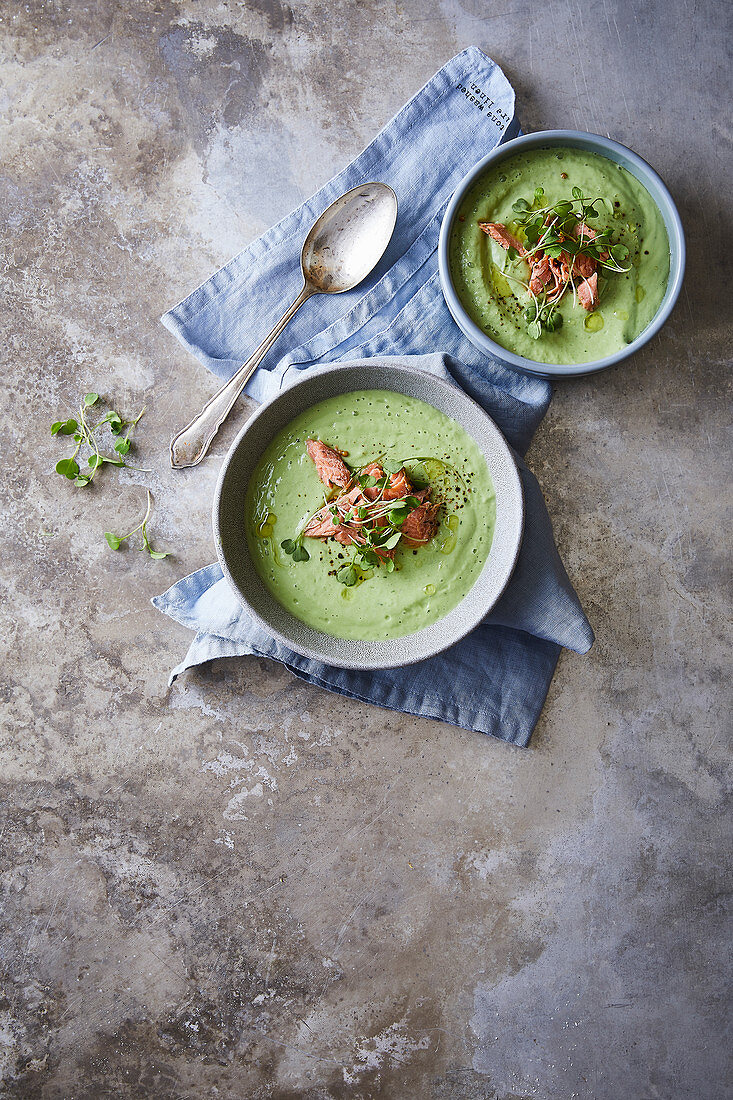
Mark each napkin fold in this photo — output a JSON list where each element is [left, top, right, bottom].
[[154, 49, 594, 746]]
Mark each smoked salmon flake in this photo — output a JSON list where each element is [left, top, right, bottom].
[[306, 439, 352, 488], [577, 272, 599, 311], [478, 222, 526, 255]]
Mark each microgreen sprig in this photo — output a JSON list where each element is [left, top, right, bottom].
[[51, 393, 147, 486], [510, 186, 631, 273], [281, 455, 450, 588], [336, 524, 404, 585], [497, 185, 632, 339], [280, 536, 310, 562], [51, 390, 169, 560], [105, 490, 169, 559]]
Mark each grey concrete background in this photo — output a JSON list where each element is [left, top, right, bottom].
[[1, 0, 730, 1097]]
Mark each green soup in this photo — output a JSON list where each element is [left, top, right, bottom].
[[449, 146, 670, 364], [245, 390, 496, 641]]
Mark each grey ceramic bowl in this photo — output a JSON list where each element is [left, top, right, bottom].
[[438, 129, 686, 379], [213, 362, 524, 670]]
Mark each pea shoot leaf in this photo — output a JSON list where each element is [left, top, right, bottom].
[[55, 458, 79, 479], [336, 564, 358, 587], [52, 419, 78, 436]]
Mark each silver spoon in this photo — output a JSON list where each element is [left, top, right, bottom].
[[170, 182, 398, 469]]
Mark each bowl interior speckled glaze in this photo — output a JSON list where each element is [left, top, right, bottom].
[[213, 362, 524, 670], [438, 129, 686, 379]]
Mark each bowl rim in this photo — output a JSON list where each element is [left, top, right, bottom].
[[212, 361, 524, 670], [438, 128, 686, 379]]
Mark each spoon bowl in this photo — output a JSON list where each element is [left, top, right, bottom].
[[301, 182, 398, 293], [170, 182, 398, 468]]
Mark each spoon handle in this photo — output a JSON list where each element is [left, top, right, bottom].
[[170, 282, 316, 469]]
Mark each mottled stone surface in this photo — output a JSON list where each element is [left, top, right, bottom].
[[1, 0, 730, 1097]]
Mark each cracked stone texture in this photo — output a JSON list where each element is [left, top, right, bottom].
[[1, 0, 730, 1097]]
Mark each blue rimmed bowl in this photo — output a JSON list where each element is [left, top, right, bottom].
[[438, 129, 685, 379]]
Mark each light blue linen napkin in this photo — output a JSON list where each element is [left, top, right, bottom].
[[154, 49, 594, 746]]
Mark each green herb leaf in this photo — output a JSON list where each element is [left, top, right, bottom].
[[388, 505, 409, 526], [88, 454, 104, 469], [52, 418, 78, 436], [101, 411, 124, 434], [114, 438, 131, 455], [528, 320, 542, 340], [336, 564, 358, 587], [105, 532, 123, 550], [84, 392, 99, 406], [571, 186, 584, 200], [55, 458, 80, 479], [385, 558, 395, 573], [74, 476, 91, 486], [280, 539, 296, 554], [148, 549, 169, 560], [506, 246, 518, 261], [292, 544, 310, 562], [512, 198, 531, 213]]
